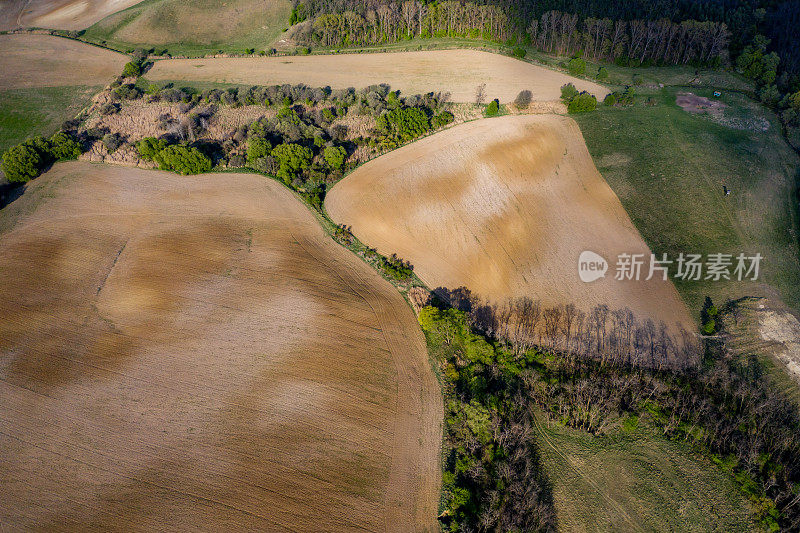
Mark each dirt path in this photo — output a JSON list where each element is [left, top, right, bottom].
[[0, 161, 441, 531]]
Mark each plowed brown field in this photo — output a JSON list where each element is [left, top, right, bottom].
[[0, 0, 142, 30], [0, 162, 441, 531], [326, 115, 692, 331], [147, 49, 610, 103], [0, 34, 127, 89]]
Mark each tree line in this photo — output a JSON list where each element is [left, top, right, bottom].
[[291, 1, 730, 67], [434, 286, 700, 372], [530, 12, 729, 67]]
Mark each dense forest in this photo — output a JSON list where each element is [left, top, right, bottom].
[[422, 288, 800, 531], [291, 0, 799, 91]]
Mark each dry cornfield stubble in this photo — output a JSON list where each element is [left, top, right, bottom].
[[326, 114, 693, 334], [0, 161, 442, 531]]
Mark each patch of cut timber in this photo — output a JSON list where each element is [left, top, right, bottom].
[[0, 161, 441, 531], [326, 114, 692, 333]]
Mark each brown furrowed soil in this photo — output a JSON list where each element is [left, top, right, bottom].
[[0, 161, 442, 531], [326, 114, 692, 332], [0, 0, 142, 30], [147, 49, 610, 103], [0, 34, 127, 89]]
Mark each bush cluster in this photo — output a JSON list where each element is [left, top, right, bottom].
[[2, 132, 82, 183], [136, 137, 212, 174], [561, 83, 597, 113]]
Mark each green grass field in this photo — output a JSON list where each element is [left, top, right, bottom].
[[0, 86, 98, 154], [535, 415, 760, 532], [573, 88, 800, 316], [83, 0, 291, 56]]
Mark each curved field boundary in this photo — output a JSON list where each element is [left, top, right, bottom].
[[326, 114, 692, 332], [0, 161, 442, 531], [0, 0, 144, 31], [0, 33, 127, 89], [147, 49, 610, 103]]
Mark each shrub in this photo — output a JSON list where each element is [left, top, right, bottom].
[[270, 143, 313, 182], [560, 83, 579, 103], [49, 132, 82, 160], [99, 102, 120, 115], [597, 66, 609, 81], [114, 84, 142, 100], [2, 143, 42, 183], [247, 137, 272, 162], [568, 57, 586, 76], [567, 92, 597, 113], [136, 137, 168, 160], [122, 61, 142, 78], [153, 145, 213, 174], [102, 133, 124, 153], [512, 47, 526, 59], [514, 90, 532, 109], [376, 106, 431, 142], [603, 93, 618, 106], [485, 99, 500, 116], [431, 111, 455, 129], [323, 145, 346, 170]]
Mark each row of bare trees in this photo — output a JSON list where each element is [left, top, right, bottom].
[[531, 11, 730, 65], [433, 287, 701, 371]]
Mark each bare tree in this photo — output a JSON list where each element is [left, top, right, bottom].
[[475, 83, 487, 105]]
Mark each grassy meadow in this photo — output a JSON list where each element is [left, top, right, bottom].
[[83, 0, 292, 56], [0, 86, 99, 154], [573, 87, 800, 316], [536, 414, 759, 532]]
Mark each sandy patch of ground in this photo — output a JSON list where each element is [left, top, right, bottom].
[[676, 92, 727, 115], [0, 161, 441, 531], [676, 91, 769, 132], [326, 114, 692, 332], [0, 0, 143, 30], [756, 304, 800, 384], [0, 34, 126, 89], [148, 49, 610, 103]]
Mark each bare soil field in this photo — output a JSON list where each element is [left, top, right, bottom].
[[147, 50, 610, 103], [0, 161, 441, 531], [0, 34, 126, 89], [326, 115, 692, 332], [0, 0, 142, 30]]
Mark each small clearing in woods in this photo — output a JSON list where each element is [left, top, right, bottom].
[[147, 49, 610, 103], [326, 114, 692, 333], [0, 161, 441, 531]]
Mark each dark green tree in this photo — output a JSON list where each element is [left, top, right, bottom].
[[2, 144, 43, 183], [153, 145, 213, 174], [271, 143, 313, 182]]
